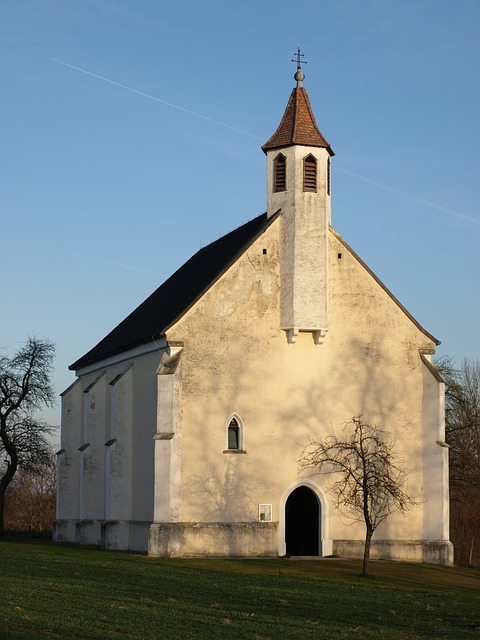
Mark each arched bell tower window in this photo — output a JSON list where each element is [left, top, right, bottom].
[[224, 413, 245, 453], [327, 157, 331, 196], [303, 154, 317, 192], [274, 154, 286, 192]]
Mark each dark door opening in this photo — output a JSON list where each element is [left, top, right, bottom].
[[285, 486, 319, 556]]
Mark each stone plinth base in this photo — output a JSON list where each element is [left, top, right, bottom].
[[53, 519, 149, 553], [53, 519, 76, 543], [76, 519, 102, 546], [148, 522, 279, 557], [102, 520, 149, 552], [333, 539, 454, 566], [54, 521, 454, 566]]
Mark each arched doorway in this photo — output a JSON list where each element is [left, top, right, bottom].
[[285, 485, 320, 556]]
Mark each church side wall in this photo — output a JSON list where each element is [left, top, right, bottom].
[[157, 218, 449, 561], [54, 351, 161, 552], [82, 373, 107, 526], [420, 358, 453, 564], [54, 380, 82, 543], [130, 354, 158, 525], [106, 367, 134, 521]]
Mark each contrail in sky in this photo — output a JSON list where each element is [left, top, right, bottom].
[[51, 58, 261, 140], [52, 58, 478, 227], [338, 169, 480, 226]]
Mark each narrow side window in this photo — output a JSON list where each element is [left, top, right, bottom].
[[303, 154, 317, 192], [228, 418, 240, 449], [224, 414, 245, 453], [274, 154, 286, 192]]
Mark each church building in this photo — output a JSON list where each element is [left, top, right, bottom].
[[54, 57, 453, 564]]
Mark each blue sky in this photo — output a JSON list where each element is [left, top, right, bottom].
[[1, 0, 479, 430]]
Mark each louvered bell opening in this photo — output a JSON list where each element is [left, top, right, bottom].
[[327, 157, 331, 196], [274, 154, 286, 192], [228, 419, 239, 449], [303, 156, 317, 192]]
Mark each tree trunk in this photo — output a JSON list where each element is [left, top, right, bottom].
[[0, 455, 18, 537], [363, 525, 373, 576], [0, 488, 5, 537]]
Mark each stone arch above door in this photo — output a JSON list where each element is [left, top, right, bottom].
[[278, 479, 332, 557]]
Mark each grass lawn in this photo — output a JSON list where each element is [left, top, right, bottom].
[[0, 539, 478, 639]]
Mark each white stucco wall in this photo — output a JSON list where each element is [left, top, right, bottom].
[[163, 215, 447, 556], [56, 200, 450, 561], [266, 145, 331, 334], [55, 350, 163, 550]]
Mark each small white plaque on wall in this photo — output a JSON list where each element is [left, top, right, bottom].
[[258, 504, 272, 522]]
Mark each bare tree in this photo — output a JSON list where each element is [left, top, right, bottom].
[[299, 416, 417, 576], [0, 337, 56, 535], [435, 356, 480, 566], [435, 356, 480, 493], [4, 454, 56, 532]]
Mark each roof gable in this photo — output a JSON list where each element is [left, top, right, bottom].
[[70, 213, 274, 371], [330, 227, 440, 346]]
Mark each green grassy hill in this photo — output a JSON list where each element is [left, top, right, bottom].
[[0, 539, 478, 639]]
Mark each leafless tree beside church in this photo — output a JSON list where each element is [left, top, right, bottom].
[[299, 416, 417, 576], [0, 337, 56, 535], [436, 356, 480, 566]]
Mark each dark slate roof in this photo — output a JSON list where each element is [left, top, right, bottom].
[[70, 212, 273, 371], [262, 87, 334, 155]]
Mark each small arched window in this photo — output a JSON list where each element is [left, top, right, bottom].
[[303, 154, 317, 192], [224, 414, 245, 453], [228, 418, 240, 449], [274, 154, 286, 192]]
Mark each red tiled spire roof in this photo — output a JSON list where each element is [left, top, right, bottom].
[[262, 86, 334, 155]]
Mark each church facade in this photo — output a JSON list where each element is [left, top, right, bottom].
[[54, 63, 453, 564]]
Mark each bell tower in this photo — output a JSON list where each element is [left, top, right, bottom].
[[262, 50, 334, 344]]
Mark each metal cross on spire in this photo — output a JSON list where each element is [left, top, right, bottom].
[[291, 46, 307, 87], [291, 46, 307, 70]]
